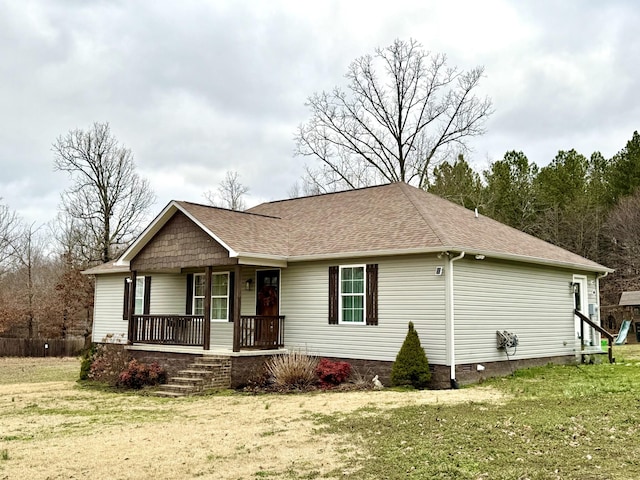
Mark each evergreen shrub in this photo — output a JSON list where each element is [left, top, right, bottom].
[[390, 321, 431, 389]]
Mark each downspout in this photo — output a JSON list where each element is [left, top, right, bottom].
[[447, 251, 465, 389]]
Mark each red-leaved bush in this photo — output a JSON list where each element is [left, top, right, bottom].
[[316, 358, 351, 388], [117, 359, 167, 389]]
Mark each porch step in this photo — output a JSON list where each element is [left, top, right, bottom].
[[155, 356, 232, 397]]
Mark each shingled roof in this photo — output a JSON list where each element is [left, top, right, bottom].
[[244, 182, 609, 271], [90, 182, 609, 274]]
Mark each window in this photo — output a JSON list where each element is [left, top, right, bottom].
[[328, 264, 378, 325], [192, 272, 230, 321], [134, 277, 145, 315], [340, 265, 365, 323], [123, 275, 151, 320]]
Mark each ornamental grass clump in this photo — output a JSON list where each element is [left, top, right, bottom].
[[266, 351, 319, 390], [391, 321, 431, 389]]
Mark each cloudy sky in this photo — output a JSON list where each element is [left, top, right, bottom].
[[1, 0, 638, 226]]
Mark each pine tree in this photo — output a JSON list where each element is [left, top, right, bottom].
[[391, 321, 431, 389]]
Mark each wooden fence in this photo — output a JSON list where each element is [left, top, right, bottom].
[[0, 337, 86, 357]]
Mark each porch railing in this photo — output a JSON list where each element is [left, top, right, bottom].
[[574, 309, 614, 363], [130, 315, 205, 346], [239, 315, 285, 349]]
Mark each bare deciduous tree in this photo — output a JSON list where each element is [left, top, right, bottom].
[[0, 200, 20, 274], [295, 38, 493, 192], [3, 223, 48, 337], [603, 192, 640, 279], [53, 122, 155, 264], [204, 171, 249, 211]]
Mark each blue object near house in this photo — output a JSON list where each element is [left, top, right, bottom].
[[614, 320, 632, 345]]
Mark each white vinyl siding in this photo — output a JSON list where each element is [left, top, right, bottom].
[[92, 274, 129, 343], [148, 273, 186, 314], [452, 258, 595, 364], [281, 254, 447, 364]]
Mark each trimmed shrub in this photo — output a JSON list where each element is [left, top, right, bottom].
[[316, 358, 351, 388], [117, 360, 167, 389], [266, 351, 318, 390], [391, 321, 431, 389], [88, 341, 130, 386]]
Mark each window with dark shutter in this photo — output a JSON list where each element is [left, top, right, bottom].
[[228, 271, 235, 322], [123, 278, 130, 320], [328, 266, 338, 324], [143, 276, 151, 315], [329, 264, 378, 325], [186, 273, 194, 314], [365, 264, 378, 325]]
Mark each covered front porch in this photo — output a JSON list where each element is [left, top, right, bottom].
[[128, 313, 285, 351], [125, 263, 285, 352], [116, 201, 290, 352]]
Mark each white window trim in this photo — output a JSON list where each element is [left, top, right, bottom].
[[338, 264, 366, 325], [193, 272, 230, 322], [134, 277, 145, 315]]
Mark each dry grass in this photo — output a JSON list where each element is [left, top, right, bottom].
[[0, 357, 504, 479]]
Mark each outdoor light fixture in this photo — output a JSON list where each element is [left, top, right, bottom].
[[475, 254, 485, 260], [245, 278, 253, 291], [569, 282, 578, 294]]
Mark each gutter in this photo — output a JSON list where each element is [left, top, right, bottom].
[[447, 251, 465, 389]]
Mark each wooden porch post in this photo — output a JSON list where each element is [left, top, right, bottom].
[[203, 266, 212, 350], [127, 271, 137, 344], [233, 264, 242, 352]]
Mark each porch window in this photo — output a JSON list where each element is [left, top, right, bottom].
[[193, 272, 229, 321], [328, 264, 378, 325], [134, 277, 145, 315], [123, 275, 151, 320]]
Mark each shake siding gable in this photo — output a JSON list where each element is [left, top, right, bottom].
[[281, 254, 446, 364], [131, 211, 233, 271], [453, 258, 583, 364]]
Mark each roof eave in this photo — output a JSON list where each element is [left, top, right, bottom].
[[236, 253, 288, 268], [286, 246, 613, 273], [81, 263, 131, 275]]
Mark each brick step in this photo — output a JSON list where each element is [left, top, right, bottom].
[[157, 384, 199, 394], [171, 376, 205, 386], [154, 355, 232, 397], [155, 390, 188, 398]]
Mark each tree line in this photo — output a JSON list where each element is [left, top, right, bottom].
[[428, 132, 640, 306], [2, 38, 637, 339]]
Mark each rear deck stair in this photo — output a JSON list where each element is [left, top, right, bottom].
[[155, 355, 231, 397]]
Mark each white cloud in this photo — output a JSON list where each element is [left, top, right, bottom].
[[1, 0, 639, 226]]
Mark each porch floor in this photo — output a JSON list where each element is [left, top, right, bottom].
[[126, 343, 288, 357]]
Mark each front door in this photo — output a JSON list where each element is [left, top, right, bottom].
[[573, 275, 590, 344], [256, 270, 280, 316], [255, 270, 280, 347]]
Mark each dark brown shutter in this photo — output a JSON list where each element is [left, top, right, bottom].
[[143, 276, 151, 315], [328, 266, 338, 324], [123, 278, 130, 320], [186, 273, 194, 314], [366, 264, 378, 325], [228, 272, 235, 322]]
